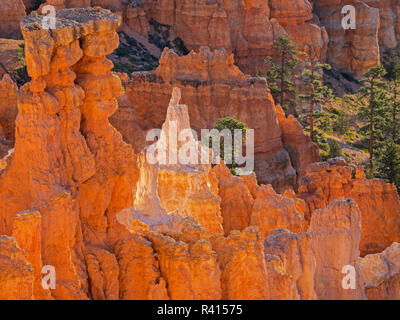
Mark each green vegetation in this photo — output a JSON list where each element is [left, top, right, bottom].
[[12, 42, 29, 85], [111, 32, 159, 74], [344, 52, 400, 192], [16, 42, 25, 65], [333, 111, 350, 135], [299, 47, 333, 140], [357, 66, 388, 173], [376, 140, 400, 192], [328, 140, 342, 159], [259, 36, 400, 193], [262, 35, 303, 113], [210, 117, 248, 175]]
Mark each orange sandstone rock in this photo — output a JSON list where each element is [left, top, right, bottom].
[[0, 8, 138, 300], [117, 88, 223, 234], [12, 211, 52, 300], [357, 242, 400, 300], [147, 231, 221, 300], [156, 88, 223, 234], [264, 229, 317, 300], [210, 226, 269, 300], [0, 235, 34, 300], [0, 74, 18, 143], [269, 0, 328, 64], [125, 5, 150, 35], [363, 0, 399, 49], [0, 0, 26, 39], [114, 235, 169, 300], [141, 0, 328, 75], [275, 104, 321, 183], [309, 199, 365, 300], [349, 178, 400, 256], [251, 184, 307, 238], [298, 159, 400, 256], [313, 0, 380, 78], [212, 163, 307, 237], [211, 163, 254, 235]]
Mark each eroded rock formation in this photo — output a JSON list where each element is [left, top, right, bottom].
[[0, 5, 400, 302], [0, 74, 18, 143], [357, 242, 400, 300], [275, 104, 321, 182], [298, 160, 400, 256], [111, 47, 320, 191], [0, 7, 138, 300], [117, 87, 223, 234], [309, 199, 365, 300], [139, 0, 328, 75], [363, 0, 400, 49], [211, 163, 307, 237], [210, 226, 270, 300], [264, 229, 317, 300], [313, 0, 380, 78], [0, 0, 26, 39], [0, 235, 34, 300]]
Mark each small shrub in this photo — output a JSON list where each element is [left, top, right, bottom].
[[328, 140, 342, 158], [333, 111, 350, 135]]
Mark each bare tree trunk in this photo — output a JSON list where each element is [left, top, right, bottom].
[[310, 100, 315, 141], [310, 60, 315, 141], [393, 86, 398, 141], [369, 89, 375, 173], [280, 53, 284, 107]]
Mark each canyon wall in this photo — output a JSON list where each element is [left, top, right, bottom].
[[0, 0, 392, 78], [139, 0, 328, 75]]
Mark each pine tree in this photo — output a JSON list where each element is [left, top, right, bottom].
[[377, 139, 400, 192], [357, 66, 388, 173], [263, 35, 303, 113], [383, 52, 400, 142], [299, 47, 333, 141], [211, 117, 248, 175]]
